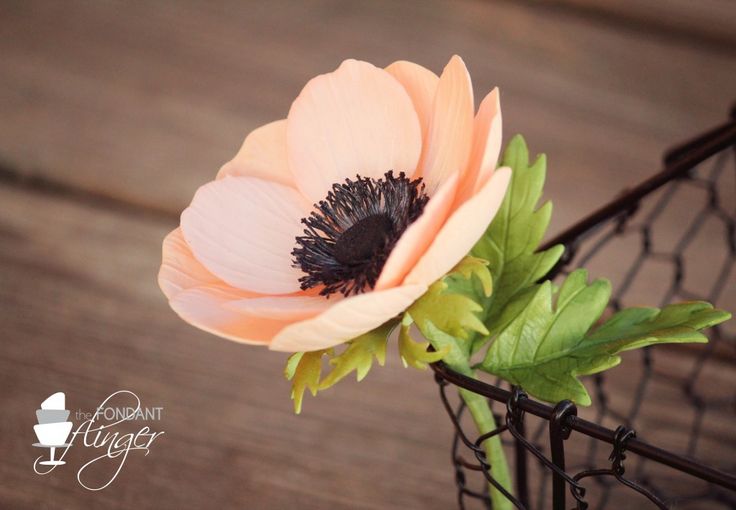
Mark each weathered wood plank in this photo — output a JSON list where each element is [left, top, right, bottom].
[[533, 0, 736, 51], [0, 183, 454, 509], [0, 0, 734, 236], [1, 1, 734, 507], [1, 176, 733, 508]]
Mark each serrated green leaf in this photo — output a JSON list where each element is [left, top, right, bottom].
[[398, 314, 448, 369], [420, 319, 470, 369], [284, 352, 304, 380], [484, 283, 540, 339], [318, 322, 394, 390], [286, 349, 330, 414], [582, 303, 730, 356], [409, 279, 488, 341], [471, 135, 564, 353], [451, 256, 493, 297], [479, 269, 731, 405]]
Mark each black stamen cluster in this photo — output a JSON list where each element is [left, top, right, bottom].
[[292, 171, 429, 297]]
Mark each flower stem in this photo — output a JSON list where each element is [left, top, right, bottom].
[[459, 383, 513, 510], [428, 330, 513, 510]]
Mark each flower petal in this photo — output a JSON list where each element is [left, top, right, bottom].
[[158, 227, 226, 300], [181, 176, 311, 295], [269, 284, 427, 352], [404, 167, 511, 287], [224, 295, 334, 320], [374, 172, 459, 290], [456, 88, 502, 204], [216, 120, 293, 186], [169, 284, 289, 345], [287, 59, 422, 203], [385, 60, 439, 142], [418, 55, 474, 193]]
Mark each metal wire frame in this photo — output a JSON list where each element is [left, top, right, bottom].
[[431, 107, 736, 510]]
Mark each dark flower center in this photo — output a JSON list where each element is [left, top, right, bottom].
[[333, 214, 394, 265], [292, 171, 428, 297]]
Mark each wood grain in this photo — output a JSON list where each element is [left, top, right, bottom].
[[0, 178, 732, 508], [0, 0, 735, 235], [1, 1, 734, 508], [0, 184, 455, 509], [532, 0, 736, 52]]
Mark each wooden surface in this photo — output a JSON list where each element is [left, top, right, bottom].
[[2, 0, 736, 231], [0, 1, 734, 509], [533, 0, 736, 52]]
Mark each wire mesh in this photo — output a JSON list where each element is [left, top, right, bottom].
[[431, 111, 736, 510]]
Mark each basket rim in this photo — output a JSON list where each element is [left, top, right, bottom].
[[430, 113, 736, 493]]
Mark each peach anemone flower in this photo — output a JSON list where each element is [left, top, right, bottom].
[[159, 56, 511, 352]]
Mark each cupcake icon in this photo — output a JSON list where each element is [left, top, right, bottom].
[[33, 392, 73, 466]]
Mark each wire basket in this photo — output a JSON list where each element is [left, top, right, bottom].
[[431, 108, 736, 510]]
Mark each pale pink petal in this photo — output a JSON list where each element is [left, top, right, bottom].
[[456, 88, 502, 204], [474, 166, 494, 194], [216, 120, 293, 186], [158, 227, 227, 300], [269, 284, 427, 352], [404, 167, 512, 287], [169, 284, 289, 345], [374, 172, 459, 290], [418, 55, 474, 193], [287, 59, 422, 203], [181, 176, 311, 295], [385, 60, 439, 142], [224, 295, 334, 320]]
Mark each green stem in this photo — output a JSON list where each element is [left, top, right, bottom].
[[425, 324, 513, 509], [459, 383, 512, 510]]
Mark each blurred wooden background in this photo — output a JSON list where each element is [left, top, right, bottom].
[[1, 1, 734, 509]]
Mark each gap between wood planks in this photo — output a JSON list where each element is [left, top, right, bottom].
[[0, 160, 178, 224], [2, 0, 735, 223], [502, 0, 736, 57]]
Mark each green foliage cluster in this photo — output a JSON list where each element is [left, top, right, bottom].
[[286, 136, 730, 412]]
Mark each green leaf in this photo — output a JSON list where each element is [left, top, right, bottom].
[[583, 303, 730, 354], [318, 322, 394, 390], [471, 135, 564, 352], [398, 314, 448, 369], [286, 349, 330, 414], [420, 320, 469, 366], [409, 278, 489, 341], [284, 352, 304, 380], [478, 269, 731, 405], [451, 256, 493, 297]]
